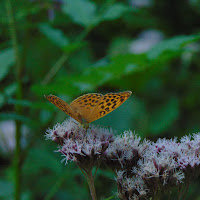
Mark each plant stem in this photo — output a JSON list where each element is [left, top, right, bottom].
[[42, 22, 94, 85], [77, 164, 97, 200], [6, 0, 23, 199], [87, 170, 97, 200], [42, 53, 69, 85]]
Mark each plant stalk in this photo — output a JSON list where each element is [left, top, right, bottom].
[[87, 170, 97, 200], [6, 0, 23, 199]]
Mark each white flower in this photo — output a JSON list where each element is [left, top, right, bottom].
[[46, 118, 114, 167]]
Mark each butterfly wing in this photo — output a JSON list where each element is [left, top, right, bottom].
[[70, 93, 103, 123], [45, 94, 82, 123], [86, 91, 132, 123]]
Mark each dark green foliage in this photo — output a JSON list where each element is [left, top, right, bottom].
[[1, 0, 200, 199]]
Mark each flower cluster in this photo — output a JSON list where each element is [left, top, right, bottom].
[[46, 118, 114, 169], [45, 119, 200, 200], [104, 130, 150, 172], [116, 134, 200, 200]]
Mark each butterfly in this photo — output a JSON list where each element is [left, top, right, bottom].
[[45, 91, 132, 129]]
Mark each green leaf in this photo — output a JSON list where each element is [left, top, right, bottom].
[[0, 180, 13, 196], [31, 54, 146, 96], [62, 0, 97, 27], [0, 48, 14, 81], [32, 34, 200, 97], [102, 3, 130, 21], [148, 34, 200, 60], [39, 23, 69, 48], [4, 83, 17, 97], [149, 97, 179, 134]]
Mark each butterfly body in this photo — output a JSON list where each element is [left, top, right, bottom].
[[45, 91, 132, 128]]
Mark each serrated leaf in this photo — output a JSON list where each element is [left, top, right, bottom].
[[39, 23, 69, 48], [62, 0, 97, 27], [149, 97, 179, 134], [0, 48, 14, 81], [102, 3, 130, 20]]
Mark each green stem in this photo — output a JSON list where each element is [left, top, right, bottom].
[[42, 19, 95, 85], [41, 27, 92, 85], [42, 54, 69, 85], [6, 0, 23, 199]]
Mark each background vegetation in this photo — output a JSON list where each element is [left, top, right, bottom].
[[0, 0, 200, 199]]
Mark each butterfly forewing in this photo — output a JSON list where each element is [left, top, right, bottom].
[[86, 91, 132, 123], [45, 91, 132, 127], [45, 95, 82, 123], [70, 93, 103, 123]]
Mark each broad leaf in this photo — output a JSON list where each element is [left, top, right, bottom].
[[4, 83, 17, 97], [148, 34, 200, 60], [39, 23, 69, 48], [102, 3, 131, 21], [62, 0, 97, 27]]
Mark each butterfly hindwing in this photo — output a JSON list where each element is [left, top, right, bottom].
[[45, 95, 82, 123]]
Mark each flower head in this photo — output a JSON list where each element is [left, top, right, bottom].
[[104, 130, 150, 171], [46, 118, 114, 169]]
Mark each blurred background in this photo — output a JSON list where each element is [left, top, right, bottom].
[[1, 0, 200, 199]]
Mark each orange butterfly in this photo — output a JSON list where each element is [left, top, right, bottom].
[[45, 91, 132, 129]]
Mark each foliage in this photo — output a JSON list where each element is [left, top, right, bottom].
[[0, 0, 200, 199]]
